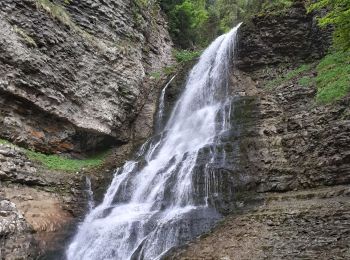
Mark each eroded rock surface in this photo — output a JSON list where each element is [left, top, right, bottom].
[[168, 186, 350, 260], [166, 3, 350, 259], [167, 75, 350, 260], [236, 2, 331, 71], [0, 0, 172, 154], [0, 144, 86, 259]]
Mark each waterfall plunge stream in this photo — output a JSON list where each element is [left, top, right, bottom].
[[67, 23, 241, 260]]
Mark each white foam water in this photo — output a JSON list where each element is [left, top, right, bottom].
[[66, 23, 241, 260]]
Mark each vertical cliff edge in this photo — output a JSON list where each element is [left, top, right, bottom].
[[0, 1, 173, 259], [0, 0, 173, 155]]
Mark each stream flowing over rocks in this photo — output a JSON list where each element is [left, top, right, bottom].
[[66, 24, 242, 260], [167, 3, 350, 259]]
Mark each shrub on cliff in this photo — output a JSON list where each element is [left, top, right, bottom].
[[308, 0, 350, 51]]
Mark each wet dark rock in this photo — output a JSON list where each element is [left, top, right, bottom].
[[236, 2, 332, 72], [166, 3, 349, 259], [167, 79, 350, 259]]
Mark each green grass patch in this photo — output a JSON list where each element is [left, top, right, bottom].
[[0, 138, 109, 172], [35, 0, 106, 52], [315, 51, 350, 103], [26, 150, 108, 172], [298, 76, 314, 87], [150, 71, 162, 80], [266, 64, 312, 89], [0, 139, 10, 145], [163, 65, 177, 76], [149, 65, 177, 79], [35, 0, 73, 28], [173, 49, 202, 63]]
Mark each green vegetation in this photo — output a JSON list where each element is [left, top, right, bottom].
[[0, 139, 10, 145], [150, 71, 162, 80], [159, 0, 296, 48], [298, 76, 314, 87], [160, 0, 209, 48], [35, 0, 110, 52], [266, 64, 312, 89], [26, 150, 108, 172], [13, 26, 37, 47], [35, 0, 73, 28], [260, 0, 293, 13], [148, 50, 200, 79], [315, 51, 350, 103], [162, 65, 177, 75], [265, 52, 350, 104], [308, 0, 350, 51], [0, 138, 108, 172], [173, 49, 202, 63]]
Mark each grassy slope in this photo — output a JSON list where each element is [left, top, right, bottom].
[[265, 51, 350, 104]]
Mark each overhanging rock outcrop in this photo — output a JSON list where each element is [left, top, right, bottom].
[[0, 0, 173, 154]]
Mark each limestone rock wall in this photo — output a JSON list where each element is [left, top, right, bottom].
[[0, 0, 173, 154], [166, 3, 350, 259], [236, 2, 331, 71], [0, 144, 87, 259]]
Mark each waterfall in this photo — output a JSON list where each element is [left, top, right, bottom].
[[66, 23, 241, 260], [85, 176, 95, 212], [156, 74, 176, 132]]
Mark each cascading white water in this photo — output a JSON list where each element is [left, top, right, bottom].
[[156, 74, 176, 133], [85, 176, 95, 212], [67, 23, 241, 260]]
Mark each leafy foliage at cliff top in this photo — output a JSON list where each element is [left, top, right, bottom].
[[315, 51, 350, 103], [159, 0, 293, 49], [307, 1, 350, 102], [308, 0, 350, 51]]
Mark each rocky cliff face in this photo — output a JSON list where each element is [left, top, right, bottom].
[[0, 0, 173, 259], [236, 2, 331, 71], [0, 0, 172, 154], [0, 143, 86, 259], [167, 3, 350, 259]]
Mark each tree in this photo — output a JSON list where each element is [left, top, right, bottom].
[[308, 0, 350, 51], [159, 0, 208, 48], [159, 0, 295, 48]]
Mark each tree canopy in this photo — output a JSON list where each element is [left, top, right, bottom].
[[159, 0, 293, 48]]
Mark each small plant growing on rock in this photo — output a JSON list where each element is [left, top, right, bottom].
[[173, 49, 202, 63], [266, 64, 312, 89], [13, 26, 37, 48]]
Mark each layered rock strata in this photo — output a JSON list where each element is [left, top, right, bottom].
[[166, 3, 349, 259], [0, 0, 172, 154]]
